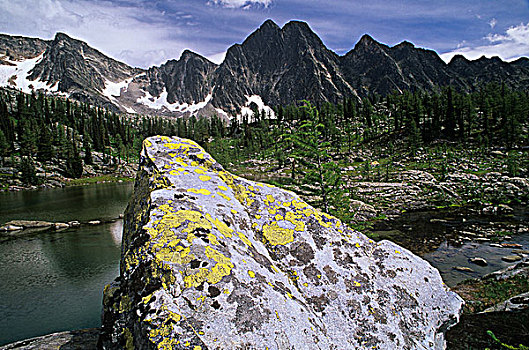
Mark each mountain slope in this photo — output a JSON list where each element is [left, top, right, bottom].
[[212, 20, 357, 115]]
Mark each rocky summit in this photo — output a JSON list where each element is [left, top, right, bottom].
[[99, 136, 463, 349]]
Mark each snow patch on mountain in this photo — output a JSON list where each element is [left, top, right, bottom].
[[123, 105, 137, 114], [214, 108, 231, 120], [102, 78, 132, 99], [238, 95, 276, 121], [136, 89, 213, 115], [0, 54, 67, 95]]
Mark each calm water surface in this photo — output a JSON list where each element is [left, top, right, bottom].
[[0, 183, 133, 346]]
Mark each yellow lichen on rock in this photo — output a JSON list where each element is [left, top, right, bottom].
[[184, 246, 234, 287], [285, 212, 305, 232], [122, 328, 134, 350], [187, 188, 211, 196], [262, 222, 294, 246], [237, 231, 252, 247]]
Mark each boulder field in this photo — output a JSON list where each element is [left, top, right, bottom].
[[99, 136, 463, 349]]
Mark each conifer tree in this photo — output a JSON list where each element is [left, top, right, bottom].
[[37, 126, 54, 162], [287, 101, 344, 213]]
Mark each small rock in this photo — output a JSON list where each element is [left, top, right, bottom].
[[68, 221, 81, 227], [501, 243, 523, 248], [5, 220, 53, 229], [469, 257, 488, 266], [54, 222, 70, 230], [88, 220, 101, 225], [497, 204, 514, 214], [475, 237, 491, 242], [453, 266, 475, 272], [512, 250, 529, 255], [460, 231, 476, 236], [0, 224, 24, 231], [490, 243, 503, 248], [502, 255, 523, 263]]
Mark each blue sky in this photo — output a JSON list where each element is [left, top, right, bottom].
[[1, 0, 528, 68]]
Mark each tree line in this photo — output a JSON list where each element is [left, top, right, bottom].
[[0, 88, 226, 183], [1, 82, 527, 191]]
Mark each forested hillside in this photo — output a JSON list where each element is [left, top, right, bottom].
[[203, 83, 528, 223], [0, 87, 224, 188], [1, 82, 527, 221]]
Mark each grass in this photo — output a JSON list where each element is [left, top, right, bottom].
[[454, 275, 529, 314], [487, 331, 529, 350]]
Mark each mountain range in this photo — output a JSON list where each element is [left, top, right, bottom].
[[1, 19, 529, 120]]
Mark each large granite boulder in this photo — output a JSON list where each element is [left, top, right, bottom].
[[99, 136, 463, 349]]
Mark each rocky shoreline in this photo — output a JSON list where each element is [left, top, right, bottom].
[[346, 169, 529, 222], [0, 328, 99, 350], [0, 151, 137, 192], [446, 258, 529, 349], [0, 217, 123, 242]]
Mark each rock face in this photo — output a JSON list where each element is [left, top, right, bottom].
[[211, 20, 356, 115], [99, 136, 462, 349]]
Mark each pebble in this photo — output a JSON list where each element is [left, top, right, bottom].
[[512, 250, 529, 255], [88, 220, 101, 225], [469, 257, 488, 266], [54, 223, 70, 230], [1, 224, 24, 231], [501, 243, 523, 248], [502, 255, 522, 263]]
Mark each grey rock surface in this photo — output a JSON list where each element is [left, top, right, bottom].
[[482, 291, 529, 313], [99, 136, 463, 349]]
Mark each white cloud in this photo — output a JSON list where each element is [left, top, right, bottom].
[[208, 0, 273, 9], [0, 0, 193, 68], [206, 51, 227, 64], [441, 22, 529, 63], [489, 18, 497, 29]]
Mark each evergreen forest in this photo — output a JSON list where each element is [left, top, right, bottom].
[[1, 84, 528, 223]]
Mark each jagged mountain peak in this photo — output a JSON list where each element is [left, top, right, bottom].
[[282, 20, 325, 45], [260, 19, 281, 31], [283, 20, 313, 32], [53, 32, 73, 41], [448, 54, 470, 65], [354, 34, 379, 49], [394, 40, 415, 49], [176, 49, 216, 66]]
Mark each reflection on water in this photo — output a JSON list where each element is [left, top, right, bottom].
[[423, 233, 529, 286], [110, 220, 123, 247], [0, 183, 132, 346], [0, 182, 133, 224]]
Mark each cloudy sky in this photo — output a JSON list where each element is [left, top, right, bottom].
[[1, 0, 528, 68]]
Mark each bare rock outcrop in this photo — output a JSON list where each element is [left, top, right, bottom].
[[99, 136, 463, 349]]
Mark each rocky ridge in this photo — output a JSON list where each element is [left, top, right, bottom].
[[99, 135, 462, 349], [2, 20, 529, 119]]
